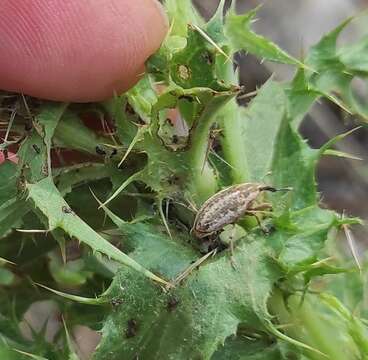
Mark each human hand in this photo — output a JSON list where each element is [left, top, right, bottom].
[[0, 0, 168, 102]]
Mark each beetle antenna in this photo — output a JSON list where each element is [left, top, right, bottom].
[[260, 186, 293, 192]]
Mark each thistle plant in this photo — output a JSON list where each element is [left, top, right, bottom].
[[1, 1, 368, 359]]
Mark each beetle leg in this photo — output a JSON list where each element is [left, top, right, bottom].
[[245, 210, 269, 234], [228, 224, 238, 269], [248, 202, 272, 211]]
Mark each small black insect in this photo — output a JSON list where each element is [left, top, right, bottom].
[[32, 144, 40, 154], [125, 103, 135, 115], [165, 118, 174, 127], [95, 145, 106, 156], [62, 206, 74, 214], [172, 135, 179, 144], [126, 319, 138, 338], [167, 296, 180, 312], [41, 163, 49, 176], [168, 174, 181, 186], [202, 51, 213, 65], [111, 298, 124, 307]]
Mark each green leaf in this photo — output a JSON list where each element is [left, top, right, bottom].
[[0, 160, 28, 236], [0, 267, 15, 286], [17, 103, 66, 182], [299, 16, 368, 120], [221, 80, 286, 183], [306, 17, 352, 70], [36, 103, 67, 175], [170, 27, 232, 91], [320, 293, 368, 357], [0, 161, 18, 203], [270, 112, 317, 210], [222, 79, 318, 209], [212, 338, 283, 360], [48, 251, 92, 287], [0, 344, 28, 360], [224, 8, 305, 67], [125, 75, 158, 122], [26, 177, 169, 285], [271, 292, 361, 360], [272, 206, 338, 272], [339, 36, 368, 72], [0, 197, 28, 237], [165, 0, 202, 37], [12, 350, 48, 360], [53, 110, 108, 155], [94, 238, 282, 360]]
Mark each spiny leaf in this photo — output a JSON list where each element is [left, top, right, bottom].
[[318, 126, 362, 158], [170, 27, 232, 91], [27, 177, 169, 285], [165, 0, 202, 37], [36, 103, 68, 176], [221, 80, 286, 183], [93, 240, 283, 360], [224, 8, 306, 68]]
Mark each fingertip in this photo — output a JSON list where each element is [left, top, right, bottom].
[[0, 0, 168, 102]]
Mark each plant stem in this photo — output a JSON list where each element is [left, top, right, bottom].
[[269, 289, 351, 360], [187, 91, 235, 204]]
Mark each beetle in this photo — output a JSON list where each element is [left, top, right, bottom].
[[192, 183, 289, 239]]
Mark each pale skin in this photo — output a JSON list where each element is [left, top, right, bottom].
[[0, 0, 168, 102]]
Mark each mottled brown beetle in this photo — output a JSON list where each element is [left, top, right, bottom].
[[192, 183, 289, 239]]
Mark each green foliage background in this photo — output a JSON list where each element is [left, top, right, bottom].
[[0, 1, 368, 359]]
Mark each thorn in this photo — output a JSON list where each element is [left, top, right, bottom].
[[16, 229, 49, 234], [170, 249, 216, 287], [98, 170, 142, 208], [342, 222, 362, 275], [237, 89, 259, 100], [0, 257, 16, 265], [190, 23, 232, 63], [158, 198, 172, 239], [118, 126, 146, 167]]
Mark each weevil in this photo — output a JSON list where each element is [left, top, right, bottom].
[[192, 183, 289, 239]]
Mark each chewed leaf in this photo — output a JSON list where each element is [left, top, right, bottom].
[[93, 241, 283, 360], [36, 103, 68, 176]]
